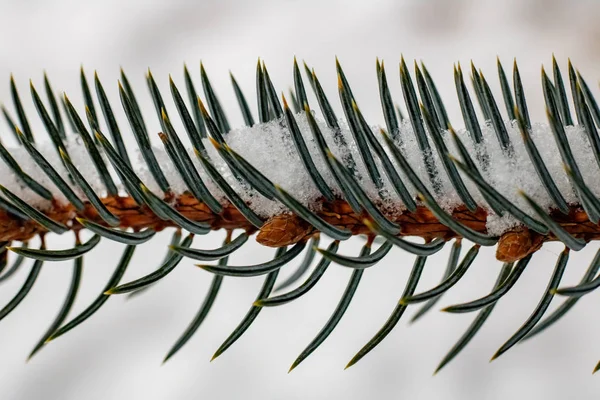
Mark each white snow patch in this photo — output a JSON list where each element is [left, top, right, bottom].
[[0, 113, 594, 237]]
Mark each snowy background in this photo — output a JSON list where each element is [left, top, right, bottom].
[[1, 0, 600, 399]]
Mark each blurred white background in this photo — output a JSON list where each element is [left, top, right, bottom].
[[1, 0, 600, 399]]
